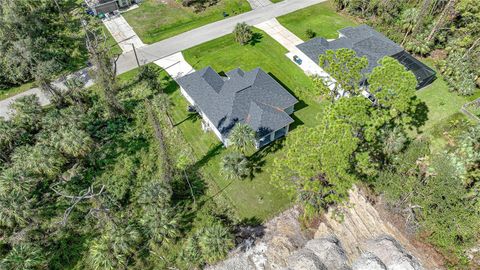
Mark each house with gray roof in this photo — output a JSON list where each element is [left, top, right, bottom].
[[297, 25, 436, 89], [177, 67, 299, 148], [85, 0, 137, 15]]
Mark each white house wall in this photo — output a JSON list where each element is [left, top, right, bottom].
[[284, 105, 294, 115], [179, 86, 226, 144]]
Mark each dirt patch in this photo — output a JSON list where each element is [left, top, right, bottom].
[[430, 49, 447, 61], [155, 0, 181, 8], [374, 196, 446, 269]]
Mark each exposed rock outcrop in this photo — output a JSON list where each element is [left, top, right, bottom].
[[362, 236, 423, 270], [352, 252, 387, 270], [303, 236, 350, 270], [208, 187, 444, 270], [285, 249, 327, 270]]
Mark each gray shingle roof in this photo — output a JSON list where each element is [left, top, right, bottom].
[[177, 67, 298, 138], [297, 25, 403, 74], [296, 25, 435, 88]]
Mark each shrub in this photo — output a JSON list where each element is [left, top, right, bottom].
[[305, 29, 316, 39], [233, 22, 253, 45], [220, 152, 250, 179]]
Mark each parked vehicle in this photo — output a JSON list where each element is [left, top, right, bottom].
[[293, 55, 302, 65]]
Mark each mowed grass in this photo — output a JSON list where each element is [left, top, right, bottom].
[[123, 0, 251, 44], [168, 30, 326, 220], [277, 2, 357, 40], [416, 60, 480, 150], [0, 82, 35, 101]]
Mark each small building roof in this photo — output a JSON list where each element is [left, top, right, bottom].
[[177, 67, 298, 138], [296, 25, 436, 88]]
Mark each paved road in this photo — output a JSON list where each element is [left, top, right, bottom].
[[0, 0, 325, 119], [115, 0, 326, 75], [0, 69, 94, 119]]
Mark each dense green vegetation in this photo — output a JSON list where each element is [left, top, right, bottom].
[[0, 1, 87, 90], [271, 47, 480, 266], [1, 0, 479, 268], [123, 0, 251, 44], [0, 59, 237, 269], [0, 1, 123, 100]]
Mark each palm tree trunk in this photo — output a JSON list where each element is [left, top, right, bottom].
[[427, 0, 455, 42], [401, 28, 411, 46], [183, 170, 196, 204], [462, 36, 480, 59]]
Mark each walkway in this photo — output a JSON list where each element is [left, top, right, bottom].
[[154, 52, 195, 80], [255, 18, 303, 52], [103, 15, 146, 53], [247, 0, 272, 9]]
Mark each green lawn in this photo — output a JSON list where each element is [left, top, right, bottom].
[[416, 59, 480, 150], [0, 82, 35, 101], [168, 29, 325, 220], [277, 2, 357, 40], [123, 0, 251, 44]]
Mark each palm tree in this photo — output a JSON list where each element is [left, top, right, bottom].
[[220, 152, 250, 179], [400, 8, 419, 46], [233, 22, 253, 45], [142, 208, 179, 246], [50, 126, 93, 158], [10, 95, 43, 133], [138, 65, 161, 92], [64, 77, 87, 106], [228, 123, 256, 154], [197, 222, 234, 264], [1, 244, 47, 270], [89, 224, 142, 270]]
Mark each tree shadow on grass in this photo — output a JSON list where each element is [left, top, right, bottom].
[[412, 100, 429, 133], [174, 112, 200, 127], [250, 32, 263, 46], [160, 74, 179, 95], [248, 139, 285, 179], [193, 143, 224, 169]]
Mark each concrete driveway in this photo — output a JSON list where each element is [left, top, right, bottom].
[[247, 0, 272, 9], [255, 18, 337, 89], [103, 15, 145, 53], [154, 52, 195, 80], [255, 18, 303, 52]]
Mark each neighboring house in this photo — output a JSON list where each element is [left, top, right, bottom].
[[177, 67, 299, 148], [297, 25, 436, 89], [85, 0, 137, 15]]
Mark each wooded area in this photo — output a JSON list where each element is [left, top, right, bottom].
[[0, 1, 90, 90]]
